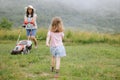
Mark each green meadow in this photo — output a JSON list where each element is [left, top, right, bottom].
[[0, 29, 120, 80], [0, 29, 120, 44]]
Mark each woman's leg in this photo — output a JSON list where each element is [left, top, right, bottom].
[[26, 29, 31, 40], [31, 36, 38, 47], [27, 36, 31, 40], [30, 29, 38, 48]]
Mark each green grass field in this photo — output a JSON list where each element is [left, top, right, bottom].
[[0, 41, 120, 80], [0, 29, 120, 44]]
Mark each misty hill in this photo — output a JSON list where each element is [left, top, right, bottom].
[[0, 0, 120, 33]]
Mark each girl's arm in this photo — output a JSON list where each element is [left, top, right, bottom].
[[46, 31, 50, 47], [61, 32, 64, 39]]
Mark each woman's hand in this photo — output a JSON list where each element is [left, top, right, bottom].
[[24, 20, 28, 25], [30, 21, 35, 26], [30, 19, 35, 26]]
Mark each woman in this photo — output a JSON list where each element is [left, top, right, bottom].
[[23, 5, 38, 48]]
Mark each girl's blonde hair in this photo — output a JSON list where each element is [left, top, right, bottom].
[[50, 17, 64, 32]]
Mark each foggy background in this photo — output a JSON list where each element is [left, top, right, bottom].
[[0, 0, 120, 33]]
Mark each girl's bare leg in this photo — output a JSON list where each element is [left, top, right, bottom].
[[51, 56, 55, 72], [56, 57, 60, 70], [54, 57, 60, 78]]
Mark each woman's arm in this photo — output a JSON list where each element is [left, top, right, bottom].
[[24, 15, 28, 25], [30, 14, 37, 25]]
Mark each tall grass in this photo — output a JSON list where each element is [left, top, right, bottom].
[[0, 29, 26, 40], [65, 30, 120, 44], [0, 28, 120, 44]]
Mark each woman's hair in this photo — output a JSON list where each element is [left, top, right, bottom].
[[50, 17, 64, 32], [26, 8, 34, 17]]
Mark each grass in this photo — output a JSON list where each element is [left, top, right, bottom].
[[0, 41, 120, 80], [0, 29, 120, 44]]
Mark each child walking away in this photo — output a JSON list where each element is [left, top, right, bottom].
[[46, 17, 66, 78]]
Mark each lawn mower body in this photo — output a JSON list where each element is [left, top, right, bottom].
[[11, 40, 32, 55]]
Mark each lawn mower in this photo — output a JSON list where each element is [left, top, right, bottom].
[[11, 28, 32, 55]]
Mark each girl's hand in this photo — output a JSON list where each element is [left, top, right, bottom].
[[46, 43, 50, 47]]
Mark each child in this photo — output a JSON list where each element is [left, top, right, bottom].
[[23, 5, 38, 48], [46, 17, 66, 78]]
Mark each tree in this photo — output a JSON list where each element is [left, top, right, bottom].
[[0, 18, 13, 30]]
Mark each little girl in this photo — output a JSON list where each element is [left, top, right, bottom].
[[46, 17, 66, 78]]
